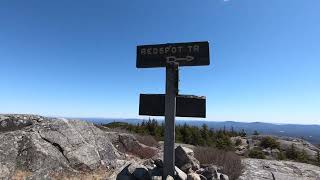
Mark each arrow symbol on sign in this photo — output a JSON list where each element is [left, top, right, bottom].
[[166, 56, 195, 64]]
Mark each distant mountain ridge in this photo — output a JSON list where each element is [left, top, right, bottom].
[[74, 118, 320, 145]]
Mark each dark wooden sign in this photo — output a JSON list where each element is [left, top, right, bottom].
[[136, 41, 210, 68], [139, 94, 206, 118], [137, 41, 210, 178]]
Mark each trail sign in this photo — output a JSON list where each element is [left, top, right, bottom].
[[136, 41, 210, 178], [136, 41, 210, 68], [139, 94, 206, 118]]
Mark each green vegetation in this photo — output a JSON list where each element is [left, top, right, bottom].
[[105, 121, 320, 167], [285, 144, 299, 160], [253, 130, 260, 135], [260, 136, 280, 149], [103, 119, 245, 150], [284, 143, 310, 163], [248, 147, 265, 159], [255, 137, 314, 164], [277, 150, 286, 160], [235, 138, 242, 146], [297, 149, 309, 163], [317, 150, 320, 166]]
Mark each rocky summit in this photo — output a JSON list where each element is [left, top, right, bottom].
[[239, 158, 320, 180], [0, 114, 228, 180], [1, 114, 320, 180], [0, 114, 124, 179]]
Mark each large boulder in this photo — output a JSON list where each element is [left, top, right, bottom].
[[0, 127, 72, 179], [0, 115, 123, 179], [0, 114, 45, 132], [34, 118, 121, 170], [231, 136, 249, 156], [175, 146, 200, 172], [239, 158, 320, 180], [108, 132, 159, 159]]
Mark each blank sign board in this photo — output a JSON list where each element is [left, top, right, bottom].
[[136, 41, 210, 68], [139, 94, 206, 118]]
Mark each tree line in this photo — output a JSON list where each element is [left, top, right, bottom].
[[104, 118, 246, 150]]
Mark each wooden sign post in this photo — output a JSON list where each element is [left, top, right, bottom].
[[163, 62, 178, 177], [136, 41, 210, 178]]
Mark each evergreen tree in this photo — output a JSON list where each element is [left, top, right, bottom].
[[260, 136, 280, 150], [200, 124, 210, 145], [105, 120, 244, 148], [253, 130, 260, 135], [286, 144, 298, 160], [190, 127, 204, 146], [231, 126, 234, 134], [216, 135, 232, 150], [181, 123, 192, 144], [316, 150, 320, 166], [160, 123, 165, 139], [240, 129, 246, 137], [175, 126, 182, 142]]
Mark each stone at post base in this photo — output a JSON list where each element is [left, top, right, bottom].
[[219, 173, 229, 180], [187, 172, 201, 180], [175, 166, 187, 180], [166, 175, 175, 180], [175, 146, 200, 172], [151, 176, 162, 180]]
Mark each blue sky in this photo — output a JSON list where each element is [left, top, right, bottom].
[[1, 0, 319, 124]]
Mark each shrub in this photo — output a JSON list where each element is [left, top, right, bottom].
[[248, 148, 265, 159], [260, 136, 280, 149], [297, 149, 309, 163], [235, 139, 242, 146], [216, 135, 233, 150], [194, 146, 243, 180], [239, 129, 246, 137], [286, 144, 299, 160], [277, 150, 286, 160]]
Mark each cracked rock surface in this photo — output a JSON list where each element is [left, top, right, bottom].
[[0, 114, 123, 179], [239, 158, 320, 180], [1, 114, 320, 180]]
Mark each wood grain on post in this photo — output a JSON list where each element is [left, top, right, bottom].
[[163, 62, 178, 178]]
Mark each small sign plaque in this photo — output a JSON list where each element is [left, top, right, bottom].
[[139, 94, 206, 118], [136, 41, 210, 68]]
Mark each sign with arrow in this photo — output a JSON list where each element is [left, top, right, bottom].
[[136, 41, 210, 68], [136, 41, 210, 178]]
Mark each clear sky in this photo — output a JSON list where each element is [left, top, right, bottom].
[[1, 0, 319, 124]]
